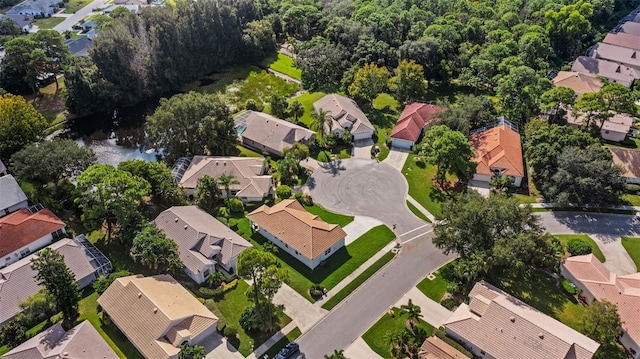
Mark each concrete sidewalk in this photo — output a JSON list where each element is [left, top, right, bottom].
[[273, 284, 327, 332], [383, 148, 410, 171], [343, 216, 385, 245], [394, 287, 451, 328], [344, 337, 383, 359], [406, 195, 437, 223]]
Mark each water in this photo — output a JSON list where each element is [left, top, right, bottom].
[[68, 99, 162, 166]]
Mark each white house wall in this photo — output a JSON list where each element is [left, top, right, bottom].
[[601, 129, 627, 143], [472, 173, 523, 188], [1, 200, 28, 217], [621, 334, 640, 359], [1, 234, 54, 268]]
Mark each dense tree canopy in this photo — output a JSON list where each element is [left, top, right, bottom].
[[130, 225, 183, 273], [0, 94, 47, 159], [117, 160, 185, 207]]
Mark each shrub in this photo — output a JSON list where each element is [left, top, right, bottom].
[[94, 270, 130, 294], [440, 298, 459, 310], [567, 238, 592, 256], [294, 192, 303, 202], [239, 306, 257, 332], [223, 326, 238, 338], [245, 99, 264, 112], [198, 286, 224, 298], [624, 183, 640, 194], [276, 185, 292, 199], [228, 218, 238, 229], [302, 194, 313, 206], [561, 279, 582, 295], [309, 284, 324, 299], [216, 318, 227, 334], [228, 198, 244, 213], [206, 272, 226, 288], [0, 321, 27, 348], [223, 279, 239, 291], [263, 242, 279, 254]]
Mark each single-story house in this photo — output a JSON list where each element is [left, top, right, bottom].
[[313, 94, 375, 141], [7, 0, 58, 17], [173, 156, 272, 202], [0, 207, 66, 268], [566, 108, 633, 142], [444, 281, 599, 359], [0, 175, 28, 218], [419, 336, 469, 359], [64, 36, 92, 56], [0, 14, 33, 33], [621, 20, 640, 36], [102, 4, 140, 14], [572, 56, 640, 88], [551, 71, 603, 97], [154, 206, 253, 282], [390, 102, 445, 149], [561, 254, 640, 358], [2, 321, 117, 359], [247, 199, 347, 269], [98, 274, 218, 359], [235, 111, 316, 157], [0, 236, 112, 325], [603, 32, 640, 51], [609, 147, 640, 184], [469, 121, 524, 187], [591, 42, 640, 70]]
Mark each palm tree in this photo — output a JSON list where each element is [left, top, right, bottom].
[[400, 299, 423, 329], [324, 349, 348, 359], [195, 175, 220, 212], [311, 109, 333, 135], [217, 173, 240, 201], [288, 100, 304, 122]]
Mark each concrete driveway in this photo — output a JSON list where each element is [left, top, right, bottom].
[[308, 158, 427, 236], [538, 212, 640, 274], [382, 148, 410, 171], [201, 333, 244, 359], [343, 216, 385, 245], [353, 139, 374, 159]]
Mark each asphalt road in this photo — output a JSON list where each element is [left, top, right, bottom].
[[297, 229, 452, 359], [53, 0, 107, 33]]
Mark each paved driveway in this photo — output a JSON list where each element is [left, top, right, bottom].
[[343, 216, 385, 245], [538, 212, 640, 274], [353, 139, 373, 159], [308, 158, 426, 236], [382, 148, 410, 171]]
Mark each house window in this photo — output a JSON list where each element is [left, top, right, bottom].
[[19, 248, 30, 257], [604, 130, 610, 134], [325, 248, 331, 255], [5, 257, 10, 262], [51, 229, 64, 238], [295, 250, 299, 255], [285, 243, 288, 248]]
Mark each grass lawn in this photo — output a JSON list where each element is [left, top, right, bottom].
[[78, 291, 144, 358], [303, 203, 354, 227], [34, 17, 65, 29], [237, 220, 395, 302], [262, 53, 302, 80], [554, 234, 606, 263], [0, 346, 8, 356], [374, 127, 391, 162], [63, 0, 92, 13], [406, 201, 431, 223], [261, 327, 302, 359], [205, 280, 291, 356], [416, 273, 447, 302], [622, 193, 640, 206], [289, 91, 326, 128], [489, 268, 587, 331], [621, 237, 640, 271], [235, 145, 263, 158], [372, 93, 400, 112], [321, 251, 395, 310], [362, 307, 434, 358], [515, 193, 539, 204], [402, 154, 443, 218], [86, 231, 156, 276]]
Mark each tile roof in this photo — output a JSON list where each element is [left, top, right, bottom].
[[621, 21, 640, 36], [571, 56, 640, 88], [610, 147, 640, 180], [0, 208, 65, 259], [591, 42, 640, 70], [247, 199, 347, 260], [565, 107, 633, 135], [419, 336, 469, 359], [603, 32, 640, 51], [552, 71, 604, 96], [237, 111, 315, 155], [154, 206, 252, 274], [469, 125, 524, 178], [97, 274, 218, 359], [0, 238, 99, 325], [0, 175, 28, 212], [178, 156, 272, 198], [313, 94, 374, 135], [2, 321, 117, 359], [391, 102, 445, 142], [444, 281, 599, 359], [563, 255, 640, 349]]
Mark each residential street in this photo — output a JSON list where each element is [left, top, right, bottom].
[[296, 229, 452, 359], [52, 0, 107, 33]]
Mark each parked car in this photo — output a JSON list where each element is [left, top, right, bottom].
[[275, 342, 299, 359]]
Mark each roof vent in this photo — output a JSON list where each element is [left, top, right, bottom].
[[138, 292, 142, 298], [184, 225, 188, 230], [499, 328, 503, 333], [538, 333, 544, 339], [153, 308, 158, 313], [62, 352, 69, 358], [174, 218, 179, 222], [510, 316, 515, 322], [223, 162, 226, 166]]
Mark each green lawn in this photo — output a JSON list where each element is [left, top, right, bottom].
[[261, 327, 302, 359], [0, 346, 8, 356], [263, 53, 302, 81], [621, 237, 640, 271], [237, 220, 395, 302], [416, 273, 447, 302], [63, 0, 92, 13], [554, 234, 606, 263], [205, 280, 291, 356], [303, 203, 354, 227], [322, 251, 395, 310], [362, 307, 434, 359], [515, 194, 539, 204], [374, 127, 391, 162], [402, 155, 443, 218], [235, 145, 263, 158], [406, 201, 431, 223], [622, 193, 640, 206], [372, 93, 400, 112], [289, 91, 326, 128], [34, 17, 65, 29]]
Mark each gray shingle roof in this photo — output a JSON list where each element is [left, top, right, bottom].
[[591, 42, 640, 70], [313, 94, 375, 135], [0, 175, 28, 212], [237, 111, 316, 155], [571, 56, 640, 88]]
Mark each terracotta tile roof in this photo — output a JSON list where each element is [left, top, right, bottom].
[[0, 175, 28, 213], [621, 21, 640, 36], [154, 206, 252, 274], [591, 42, 640, 70], [0, 238, 100, 325], [391, 102, 446, 142], [552, 71, 604, 96], [609, 147, 640, 180], [563, 255, 640, 346], [237, 111, 315, 155], [469, 125, 524, 178], [0, 208, 65, 260], [2, 321, 118, 359], [444, 281, 599, 359], [247, 200, 347, 260], [178, 156, 272, 198], [571, 56, 640, 88], [603, 32, 640, 51], [313, 94, 374, 135], [419, 336, 469, 359], [97, 274, 218, 359]]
